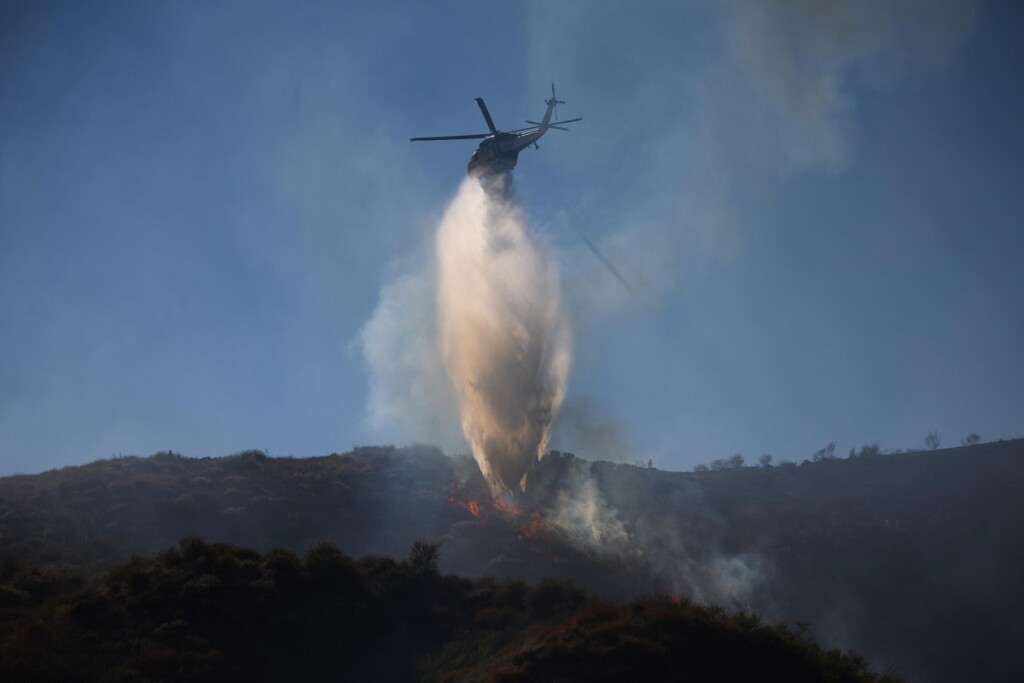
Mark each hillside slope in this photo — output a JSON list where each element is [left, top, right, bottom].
[[2, 439, 1022, 681]]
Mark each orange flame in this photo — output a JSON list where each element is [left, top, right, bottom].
[[449, 488, 547, 541], [449, 494, 482, 518]]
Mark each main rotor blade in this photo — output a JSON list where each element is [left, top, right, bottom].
[[475, 97, 498, 134], [525, 118, 581, 127], [547, 125, 569, 131], [410, 134, 490, 141]]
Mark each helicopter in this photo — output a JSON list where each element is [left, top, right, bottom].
[[410, 84, 582, 176]]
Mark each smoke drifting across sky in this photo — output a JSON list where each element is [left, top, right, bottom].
[[2, 0, 1021, 475], [527, 0, 980, 312]]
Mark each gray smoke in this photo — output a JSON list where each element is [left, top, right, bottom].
[[358, 264, 462, 450], [551, 397, 634, 464], [524, 0, 978, 319], [541, 462, 766, 606]]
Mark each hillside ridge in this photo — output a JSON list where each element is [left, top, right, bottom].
[[2, 439, 1022, 681]]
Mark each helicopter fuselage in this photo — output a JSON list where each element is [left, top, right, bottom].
[[410, 85, 580, 177], [467, 129, 545, 176]]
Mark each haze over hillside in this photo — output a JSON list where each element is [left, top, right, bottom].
[[2, 438, 1021, 681]]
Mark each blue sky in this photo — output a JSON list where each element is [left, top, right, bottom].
[[2, 0, 1021, 475]]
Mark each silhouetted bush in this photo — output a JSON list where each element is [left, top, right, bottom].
[[409, 539, 442, 575], [303, 541, 359, 585]]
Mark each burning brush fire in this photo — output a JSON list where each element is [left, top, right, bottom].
[[448, 487, 545, 541], [448, 494, 481, 518]]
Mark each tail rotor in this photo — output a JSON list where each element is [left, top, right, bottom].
[[546, 82, 565, 121]]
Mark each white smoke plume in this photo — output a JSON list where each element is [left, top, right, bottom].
[[359, 265, 461, 450], [540, 462, 765, 606], [437, 177, 571, 499]]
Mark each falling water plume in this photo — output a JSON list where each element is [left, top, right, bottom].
[[437, 176, 571, 500]]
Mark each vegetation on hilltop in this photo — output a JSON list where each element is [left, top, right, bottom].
[[0, 536, 898, 683]]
